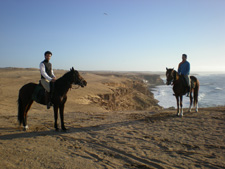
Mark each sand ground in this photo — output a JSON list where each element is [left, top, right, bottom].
[[0, 68, 224, 169]]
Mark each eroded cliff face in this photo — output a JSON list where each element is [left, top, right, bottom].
[[88, 74, 163, 111]]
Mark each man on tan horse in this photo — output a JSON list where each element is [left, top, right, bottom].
[[40, 51, 56, 109], [178, 54, 191, 96]]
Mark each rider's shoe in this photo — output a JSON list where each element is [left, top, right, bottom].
[[47, 102, 52, 109]]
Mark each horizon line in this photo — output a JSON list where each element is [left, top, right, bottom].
[[1, 66, 225, 74]]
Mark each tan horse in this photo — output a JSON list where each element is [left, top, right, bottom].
[[166, 68, 200, 116]]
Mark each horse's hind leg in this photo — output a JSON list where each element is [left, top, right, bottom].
[[188, 90, 193, 112], [194, 84, 199, 112], [195, 103, 198, 112], [23, 101, 33, 131], [195, 96, 199, 112], [176, 96, 180, 116], [180, 96, 183, 117]]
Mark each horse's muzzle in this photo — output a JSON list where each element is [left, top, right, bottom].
[[166, 81, 171, 85], [80, 80, 87, 87]]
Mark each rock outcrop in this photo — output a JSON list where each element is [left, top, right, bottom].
[[88, 73, 164, 111]]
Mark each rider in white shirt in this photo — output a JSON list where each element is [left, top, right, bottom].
[[40, 51, 56, 109]]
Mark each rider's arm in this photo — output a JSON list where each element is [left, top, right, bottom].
[[186, 62, 190, 75], [182, 62, 190, 75], [40, 63, 53, 81], [51, 69, 56, 78], [178, 62, 182, 74]]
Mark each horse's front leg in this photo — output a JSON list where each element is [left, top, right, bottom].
[[59, 104, 67, 131], [180, 96, 183, 117], [176, 96, 180, 116], [53, 105, 59, 131]]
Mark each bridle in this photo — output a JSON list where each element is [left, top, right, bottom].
[[166, 69, 177, 85], [73, 71, 86, 88], [71, 85, 80, 89], [71, 77, 85, 90]]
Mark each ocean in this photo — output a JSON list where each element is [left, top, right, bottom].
[[152, 73, 225, 108]]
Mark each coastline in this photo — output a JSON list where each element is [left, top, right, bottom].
[[153, 73, 225, 108], [0, 68, 224, 168]]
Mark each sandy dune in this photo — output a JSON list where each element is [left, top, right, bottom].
[[0, 68, 224, 169]]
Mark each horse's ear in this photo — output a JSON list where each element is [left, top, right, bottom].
[[172, 67, 174, 70], [70, 67, 74, 72], [166, 67, 168, 70]]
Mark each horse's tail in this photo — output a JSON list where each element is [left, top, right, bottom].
[[18, 83, 36, 127], [18, 91, 24, 125], [194, 79, 200, 107]]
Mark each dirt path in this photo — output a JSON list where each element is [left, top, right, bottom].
[[0, 107, 224, 169], [0, 68, 224, 168]]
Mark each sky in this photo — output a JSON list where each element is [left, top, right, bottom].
[[0, 0, 225, 72]]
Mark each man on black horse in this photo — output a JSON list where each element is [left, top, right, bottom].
[[40, 51, 56, 109], [178, 54, 191, 97]]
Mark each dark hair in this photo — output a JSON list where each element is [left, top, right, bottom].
[[44, 51, 52, 56], [182, 54, 187, 59]]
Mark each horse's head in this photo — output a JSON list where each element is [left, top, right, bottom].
[[70, 67, 87, 87], [166, 68, 175, 85]]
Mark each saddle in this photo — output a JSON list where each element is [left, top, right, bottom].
[[32, 81, 46, 104], [32, 81, 55, 105], [180, 75, 189, 87]]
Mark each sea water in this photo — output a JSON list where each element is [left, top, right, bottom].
[[152, 73, 225, 108]]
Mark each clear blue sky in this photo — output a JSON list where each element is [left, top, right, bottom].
[[0, 0, 225, 72]]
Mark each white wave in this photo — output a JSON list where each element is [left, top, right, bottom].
[[215, 87, 223, 90], [152, 74, 225, 108], [201, 83, 213, 86], [198, 93, 205, 101]]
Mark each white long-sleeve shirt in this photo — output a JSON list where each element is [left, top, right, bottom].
[[40, 62, 55, 81]]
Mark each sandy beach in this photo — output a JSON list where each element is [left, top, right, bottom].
[[0, 68, 224, 169]]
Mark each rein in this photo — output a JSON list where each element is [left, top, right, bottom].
[[71, 85, 80, 89], [172, 70, 181, 86], [55, 70, 82, 91], [169, 70, 179, 86]]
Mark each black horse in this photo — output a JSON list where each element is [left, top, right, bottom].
[[18, 67, 87, 131], [166, 68, 199, 116]]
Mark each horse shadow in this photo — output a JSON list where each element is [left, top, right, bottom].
[[0, 118, 143, 141], [0, 111, 185, 141]]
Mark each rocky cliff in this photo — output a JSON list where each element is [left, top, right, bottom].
[[88, 73, 164, 111]]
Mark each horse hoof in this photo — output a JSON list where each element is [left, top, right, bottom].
[[62, 127, 67, 131], [55, 128, 59, 131], [23, 125, 29, 131]]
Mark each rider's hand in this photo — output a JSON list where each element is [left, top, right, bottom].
[[51, 78, 56, 82]]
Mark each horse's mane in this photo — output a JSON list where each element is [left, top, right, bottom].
[[54, 70, 74, 95], [167, 68, 179, 80], [59, 70, 73, 80], [173, 70, 180, 81]]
